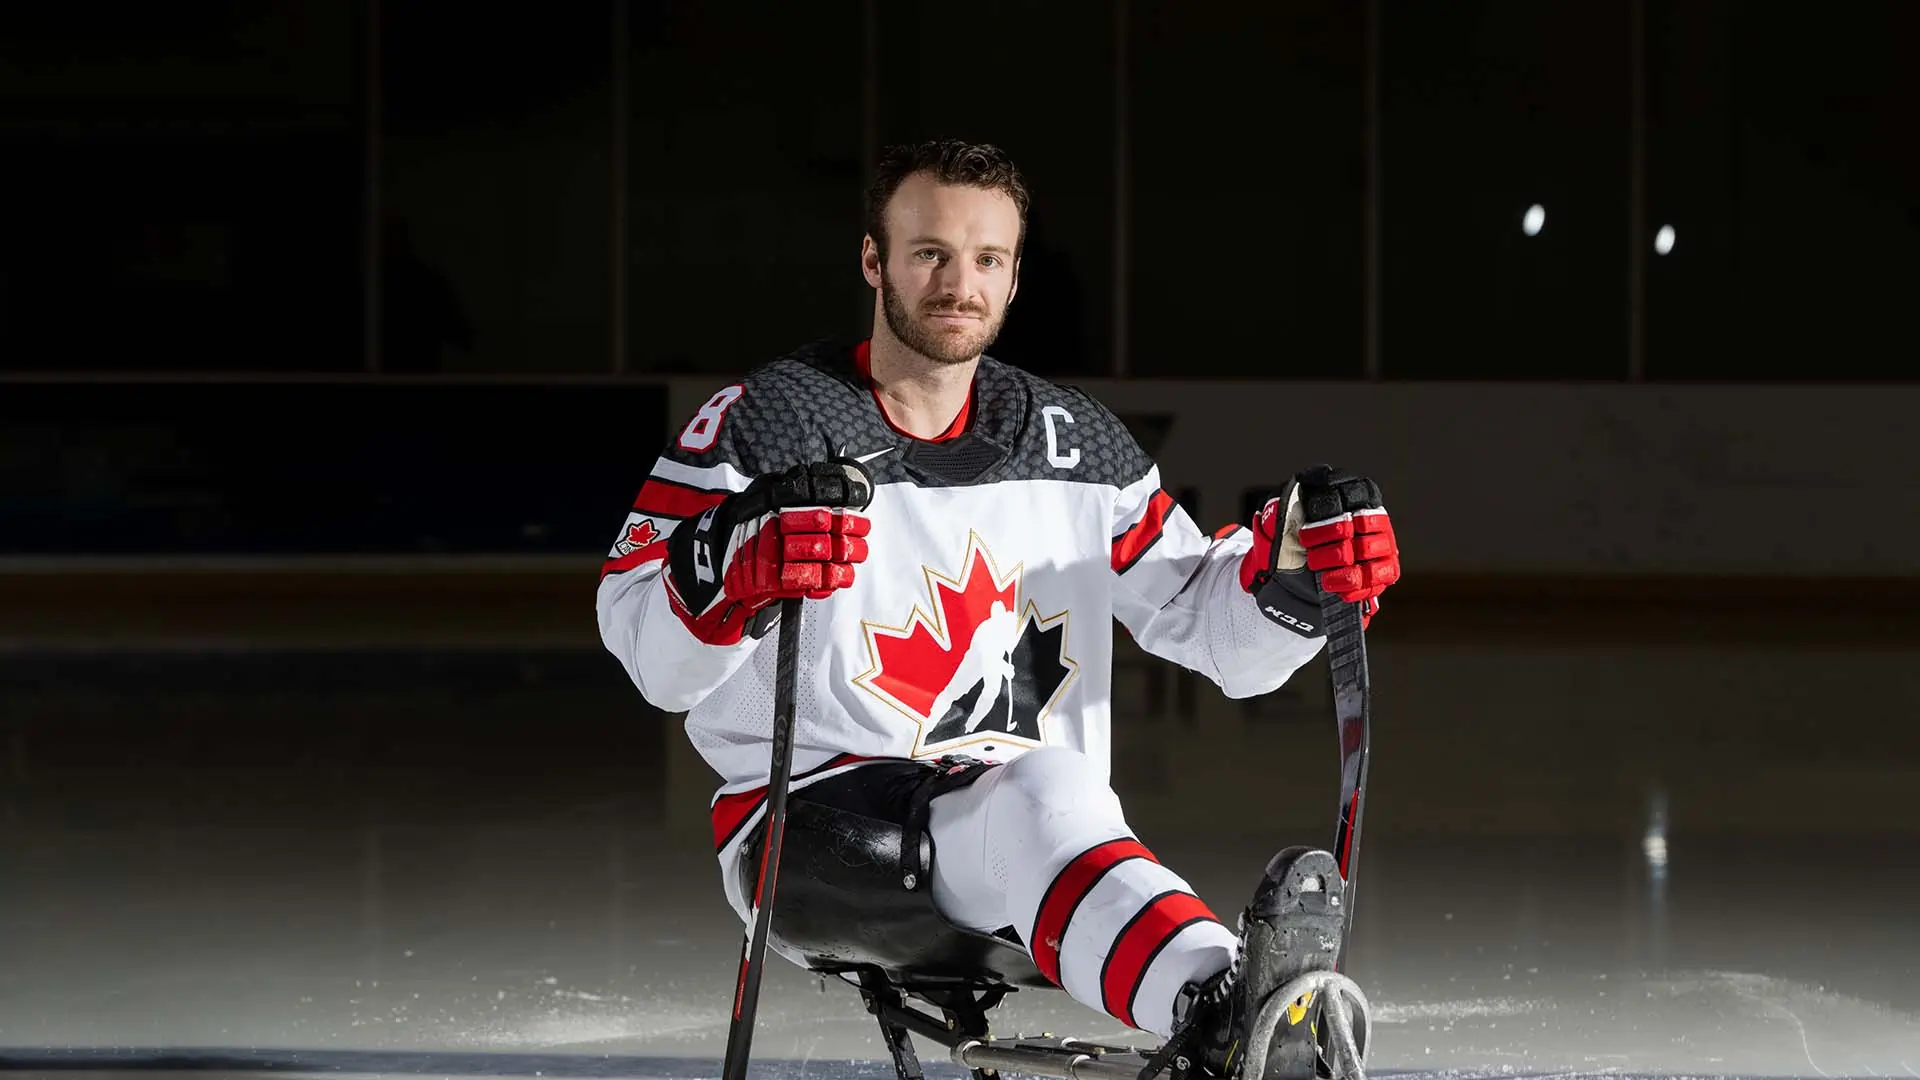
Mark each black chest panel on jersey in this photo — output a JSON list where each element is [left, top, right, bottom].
[[738, 339, 1147, 492], [899, 433, 1008, 486]]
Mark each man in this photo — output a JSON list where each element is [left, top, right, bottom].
[[597, 139, 1400, 1078]]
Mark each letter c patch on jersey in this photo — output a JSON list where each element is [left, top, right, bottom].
[[1042, 406, 1080, 470], [854, 533, 1079, 758]]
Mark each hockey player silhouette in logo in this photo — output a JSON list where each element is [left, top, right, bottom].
[[924, 598, 1020, 743], [920, 597, 1077, 749], [597, 139, 1402, 1079]]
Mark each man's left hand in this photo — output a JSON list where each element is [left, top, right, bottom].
[[1240, 465, 1400, 633]]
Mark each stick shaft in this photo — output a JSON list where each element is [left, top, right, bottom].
[[720, 597, 804, 1080], [1320, 595, 1371, 972]]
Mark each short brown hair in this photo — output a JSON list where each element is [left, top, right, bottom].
[[864, 139, 1031, 263]]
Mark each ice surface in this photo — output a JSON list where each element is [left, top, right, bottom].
[[3, 640, 1918, 1079], [0, 824, 1914, 1079]]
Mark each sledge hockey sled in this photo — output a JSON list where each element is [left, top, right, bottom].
[[725, 571, 1378, 1080], [737, 798, 1374, 1080]]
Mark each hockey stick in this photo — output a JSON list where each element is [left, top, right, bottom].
[[719, 459, 874, 1080], [1319, 593, 1371, 973], [720, 594, 804, 1080]]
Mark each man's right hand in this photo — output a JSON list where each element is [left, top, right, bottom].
[[664, 459, 875, 645]]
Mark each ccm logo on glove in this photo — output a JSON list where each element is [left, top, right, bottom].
[[1240, 465, 1400, 637], [666, 459, 875, 646]]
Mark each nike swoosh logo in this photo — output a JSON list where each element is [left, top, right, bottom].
[[854, 447, 895, 463]]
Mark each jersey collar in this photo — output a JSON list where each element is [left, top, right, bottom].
[[854, 339, 973, 444]]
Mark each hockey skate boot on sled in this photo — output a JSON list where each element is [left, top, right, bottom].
[[1150, 847, 1372, 1080]]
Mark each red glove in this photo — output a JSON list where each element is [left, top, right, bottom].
[[664, 461, 874, 645], [723, 507, 871, 600], [1241, 465, 1400, 634]]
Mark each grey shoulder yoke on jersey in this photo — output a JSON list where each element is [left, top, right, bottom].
[[668, 338, 1154, 492]]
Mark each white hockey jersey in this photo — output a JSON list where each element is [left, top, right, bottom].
[[596, 339, 1324, 872]]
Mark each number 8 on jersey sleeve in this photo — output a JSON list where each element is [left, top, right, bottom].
[[679, 385, 745, 453]]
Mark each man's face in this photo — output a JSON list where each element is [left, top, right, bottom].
[[864, 172, 1021, 365]]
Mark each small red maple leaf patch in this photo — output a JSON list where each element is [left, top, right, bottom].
[[608, 518, 663, 562], [601, 517, 667, 580]]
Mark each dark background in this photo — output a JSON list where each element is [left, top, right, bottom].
[[1, 4, 1918, 1073], [4, 0, 1916, 559], [3, 0, 1916, 385]]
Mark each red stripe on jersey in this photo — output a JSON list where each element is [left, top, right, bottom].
[[708, 754, 878, 852], [634, 478, 729, 519], [1100, 891, 1220, 1030], [710, 788, 765, 853], [1030, 838, 1157, 986], [1111, 490, 1176, 575]]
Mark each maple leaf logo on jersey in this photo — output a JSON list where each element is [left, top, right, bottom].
[[854, 533, 1078, 757], [614, 519, 659, 557]]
